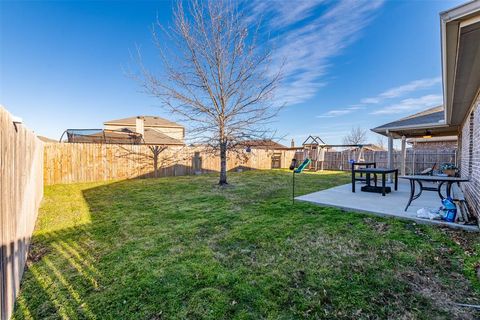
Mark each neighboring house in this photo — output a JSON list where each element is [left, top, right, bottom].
[[372, 1, 480, 220], [347, 144, 385, 152], [240, 139, 288, 150], [104, 116, 185, 145], [235, 139, 288, 169], [63, 115, 185, 145], [407, 136, 458, 150], [38, 135, 58, 143]]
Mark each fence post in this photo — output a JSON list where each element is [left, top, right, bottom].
[[413, 149, 416, 174], [400, 136, 406, 176], [193, 152, 202, 175], [387, 133, 394, 182]]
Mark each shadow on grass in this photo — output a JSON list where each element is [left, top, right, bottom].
[[8, 171, 344, 319], [10, 225, 104, 319], [1, 238, 28, 320], [11, 174, 244, 319]]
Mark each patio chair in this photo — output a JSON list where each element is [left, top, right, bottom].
[[351, 161, 377, 185]]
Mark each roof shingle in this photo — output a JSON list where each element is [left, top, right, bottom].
[[372, 106, 445, 132], [104, 116, 183, 128]]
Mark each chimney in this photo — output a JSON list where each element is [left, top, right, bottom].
[[135, 116, 144, 137], [291, 138, 295, 148]]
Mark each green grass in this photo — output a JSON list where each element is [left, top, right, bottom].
[[14, 170, 480, 319]]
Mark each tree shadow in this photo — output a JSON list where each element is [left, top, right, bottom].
[[8, 223, 107, 319], [114, 145, 265, 180], [114, 145, 268, 179], [10, 174, 248, 319]]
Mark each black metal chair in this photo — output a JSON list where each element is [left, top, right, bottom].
[[351, 161, 377, 184]]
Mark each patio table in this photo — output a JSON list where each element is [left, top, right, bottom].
[[352, 168, 398, 196], [400, 175, 469, 211]]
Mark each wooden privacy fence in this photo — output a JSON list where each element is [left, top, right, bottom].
[[43, 143, 296, 185], [0, 107, 44, 320], [43, 143, 459, 186], [321, 149, 458, 174]]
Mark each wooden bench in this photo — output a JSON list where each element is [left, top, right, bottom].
[[451, 183, 471, 222]]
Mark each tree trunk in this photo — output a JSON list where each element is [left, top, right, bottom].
[[153, 152, 159, 178], [150, 146, 160, 178], [219, 142, 228, 185]]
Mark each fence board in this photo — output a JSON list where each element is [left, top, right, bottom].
[[319, 149, 457, 174], [0, 107, 44, 320], [43, 144, 459, 186], [43, 143, 296, 185]]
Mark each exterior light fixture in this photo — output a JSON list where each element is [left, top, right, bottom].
[[422, 130, 432, 139]]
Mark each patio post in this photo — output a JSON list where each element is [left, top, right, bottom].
[[400, 135, 406, 176], [387, 131, 394, 182]]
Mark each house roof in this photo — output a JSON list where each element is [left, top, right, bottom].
[[372, 106, 444, 131], [441, 1, 480, 125], [38, 135, 58, 143], [363, 144, 385, 151], [240, 139, 287, 150], [371, 3, 480, 139], [141, 128, 184, 145], [106, 128, 184, 145], [371, 106, 458, 138], [346, 144, 385, 151], [104, 116, 184, 128]]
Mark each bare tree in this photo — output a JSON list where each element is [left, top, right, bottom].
[[343, 127, 368, 146], [148, 145, 168, 178], [136, 0, 282, 185], [375, 135, 387, 150]]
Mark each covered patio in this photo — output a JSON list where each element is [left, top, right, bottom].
[[296, 180, 478, 232], [296, 103, 478, 231], [371, 105, 459, 176]]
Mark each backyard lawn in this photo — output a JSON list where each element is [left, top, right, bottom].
[[14, 170, 480, 319]]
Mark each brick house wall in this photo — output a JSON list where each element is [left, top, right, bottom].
[[460, 94, 480, 220], [411, 140, 457, 150]]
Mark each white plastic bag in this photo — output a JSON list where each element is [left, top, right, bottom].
[[416, 208, 442, 220]]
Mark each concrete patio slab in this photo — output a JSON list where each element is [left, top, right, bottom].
[[296, 180, 479, 232]]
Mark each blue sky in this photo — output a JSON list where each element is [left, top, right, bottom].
[[0, 0, 464, 145]]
